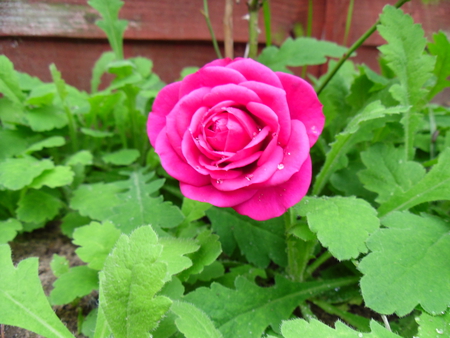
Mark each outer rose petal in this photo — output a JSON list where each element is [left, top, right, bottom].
[[226, 58, 283, 88], [234, 157, 312, 221], [147, 82, 181, 146], [277, 72, 324, 146]]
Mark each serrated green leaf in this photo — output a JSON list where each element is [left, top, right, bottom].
[[29, 166, 74, 189], [295, 196, 379, 260], [26, 136, 66, 153], [0, 55, 25, 104], [181, 197, 212, 224], [258, 37, 348, 72], [99, 226, 172, 338], [0, 219, 22, 244], [102, 149, 140, 165], [73, 221, 121, 270], [91, 51, 116, 93], [17, 71, 43, 91], [358, 144, 426, 204], [172, 301, 224, 338], [427, 32, 450, 100], [378, 6, 435, 160], [159, 238, 199, 282], [25, 105, 68, 131], [50, 254, 70, 278], [0, 244, 74, 338], [416, 310, 450, 337], [214, 264, 266, 289], [0, 157, 54, 190], [49, 266, 99, 305], [16, 189, 63, 223], [66, 150, 94, 166], [50, 64, 68, 101], [184, 275, 358, 338], [378, 148, 450, 216], [207, 207, 286, 268], [359, 211, 450, 316], [281, 319, 401, 338], [88, 0, 127, 60], [313, 101, 407, 195]]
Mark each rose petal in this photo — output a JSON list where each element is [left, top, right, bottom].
[[180, 182, 257, 207], [155, 127, 210, 186], [233, 157, 312, 220], [226, 58, 283, 88], [277, 72, 324, 146], [147, 82, 181, 146], [203, 84, 262, 108], [246, 102, 279, 134]]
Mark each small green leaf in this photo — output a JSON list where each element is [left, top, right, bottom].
[[60, 211, 91, 237], [0, 157, 54, 190], [49, 266, 99, 305], [91, 51, 116, 93], [73, 221, 121, 270], [25, 105, 68, 131], [17, 190, 63, 224], [29, 166, 74, 189], [25, 136, 66, 153], [416, 310, 450, 337], [0, 244, 74, 338], [281, 319, 401, 338], [172, 301, 224, 338], [0, 219, 22, 244], [99, 226, 172, 338], [50, 64, 68, 101], [159, 237, 199, 282], [50, 254, 70, 278], [181, 197, 212, 224], [0, 55, 25, 104], [296, 196, 380, 260], [66, 150, 94, 166], [427, 31, 450, 100], [359, 211, 450, 316], [0, 129, 30, 160], [102, 149, 140, 165], [80, 128, 114, 138], [25, 83, 56, 106]]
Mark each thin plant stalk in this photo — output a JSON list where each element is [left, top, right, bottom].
[[247, 0, 261, 59], [301, 0, 314, 78], [202, 0, 223, 59], [224, 0, 234, 58], [262, 0, 272, 47], [316, 0, 411, 95], [304, 250, 332, 279], [343, 0, 355, 46]]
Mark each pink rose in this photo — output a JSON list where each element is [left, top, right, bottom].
[[147, 58, 324, 221]]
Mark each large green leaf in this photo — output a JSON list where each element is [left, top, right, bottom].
[[359, 211, 450, 316], [427, 31, 450, 100], [0, 157, 54, 190], [416, 310, 450, 337], [0, 245, 74, 338], [17, 189, 63, 224]]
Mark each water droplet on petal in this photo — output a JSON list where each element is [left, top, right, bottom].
[[195, 166, 200, 171], [216, 179, 223, 184], [277, 163, 285, 170], [272, 132, 277, 137], [245, 174, 253, 181]]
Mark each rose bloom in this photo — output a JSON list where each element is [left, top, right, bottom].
[[147, 58, 324, 221]]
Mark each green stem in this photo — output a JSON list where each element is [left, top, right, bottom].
[[343, 0, 355, 46], [262, 0, 272, 47], [248, 0, 261, 59], [301, 0, 313, 78], [304, 251, 332, 280], [202, 0, 223, 59], [316, 0, 411, 95], [64, 105, 79, 153]]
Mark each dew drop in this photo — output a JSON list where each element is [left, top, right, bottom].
[[287, 152, 291, 155], [272, 132, 277, 137], [358, 334, 363, 338], [436, 329, 444, 334], [252, 132, 257, 137], [195, 166, 200, 171], [277, 163, 285, 170], [245, 174, 254, 181], [216, 179, 223, 184]]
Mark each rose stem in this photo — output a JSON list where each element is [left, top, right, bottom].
[[343, 0, 355, 46], [262, 0, 272, 47], [247, 0, 262, 59], [285, 208, 316, 282], [201, 0, 223, 59], [224, 0, 234, 58], [315, 0, 411, 95], [304, 250, 333, 279], [301, 0, 314, 78]]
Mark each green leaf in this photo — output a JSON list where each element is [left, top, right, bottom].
[[60, 211, 91, 237], [99, 226, 172, 338], [29, 166, 74, 189], [0, 219, 22, 244], [91, 51, 116, 93], [427, 31, 450, 100], [17, 189, 63, 223], [358, 144, 426, 204], [171, 301, 224, 338], [66, 150, 94, 166], [295, 196, 380, 260], [73, 221, 121, 270], [378, 148, 450, 217], [0, 244, 74, 338], [102, 149, 140, 165], [184, 275, 358, 338], [0, 129, 30, 160], [80, 128, 114, 138], [378, 6, 435, 160], [88, 0, 127, 60], [258, 37, 348, 72], [313, 101, 407, 195], [25, 105, 68, 131], [25, 136, 66, 153], [416, 310, 450, 337], [0, 55, 25, 104], [280, 319, 401, 338], [50, 64, 68, 101], [49, 266, 99, 305], [50, 254, 70, 278], [0, 157, 54, 190], [359, 211, 450, 316], [25, 83, 56, 106], [181, 197, 212, 224], [159, 237, 199, 282], [207, 207, 287, 268]]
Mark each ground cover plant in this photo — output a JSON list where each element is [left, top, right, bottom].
[[0, 0, 449, 337]]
